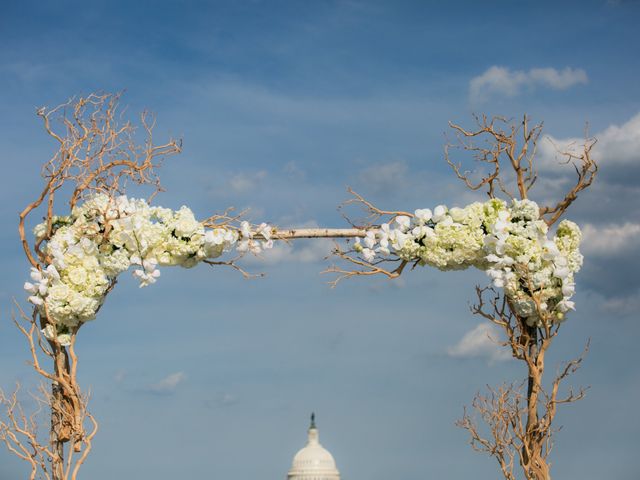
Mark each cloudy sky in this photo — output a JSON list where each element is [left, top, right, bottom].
[[1, 1, 639, 479]]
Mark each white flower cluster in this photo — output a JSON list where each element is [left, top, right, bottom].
[[354, 199, 582, 326], [25, 195, 273, 344], [237, 221, 273, 254]]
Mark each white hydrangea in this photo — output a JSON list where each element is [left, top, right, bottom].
[[353, 198, 583, 326], [26, 194, 272, 335]]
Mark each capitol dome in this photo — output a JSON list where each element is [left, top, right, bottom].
[[287, 414, 340, 480]]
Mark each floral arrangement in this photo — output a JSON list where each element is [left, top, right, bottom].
[[24, 194, 273, 344], [353, 198, 582, 327], [23, 194, 582, 345]]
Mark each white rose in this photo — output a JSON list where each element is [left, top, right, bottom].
[[67, 267, 88, 286], [449, 207, 465, 223]]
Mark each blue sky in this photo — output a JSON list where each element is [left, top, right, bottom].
[[1, 1, 640, 479]]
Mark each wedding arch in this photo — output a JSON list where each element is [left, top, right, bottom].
[[2, 93, 596, 480]]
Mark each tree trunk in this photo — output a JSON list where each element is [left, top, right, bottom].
[[522, 325, 550, 480], [50, 348, 71, 480]]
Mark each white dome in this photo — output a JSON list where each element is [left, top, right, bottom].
[[287, 415, 340, 480]]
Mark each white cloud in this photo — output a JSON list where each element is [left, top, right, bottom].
[[447, 323, 511, 364], [539, 112, 640, 170], [581, 222, 640, 255], [228, 170, 267, 193], [243, 238, 334, 266], [469, 66, 587, 102], [527, 67, 588, 89], [601, 290, 640, 315], [146, 372, 186, 394]]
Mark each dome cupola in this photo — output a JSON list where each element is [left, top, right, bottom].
[[287, 413, 340, 480]]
